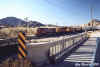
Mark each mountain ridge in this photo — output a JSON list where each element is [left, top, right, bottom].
[[0, 17, 45, 27]]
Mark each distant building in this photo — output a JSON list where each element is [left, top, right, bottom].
[[88, 19, 100, 26]]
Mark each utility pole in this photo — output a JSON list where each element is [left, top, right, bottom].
[[91, 7, 93, 22], [29, 20, 32, 35], [24, 17, 29, 34], [17, 19, 21, 31], [90, 6, 94, 31]]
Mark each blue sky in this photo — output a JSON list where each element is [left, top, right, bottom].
[[0, 0, 99, 26]]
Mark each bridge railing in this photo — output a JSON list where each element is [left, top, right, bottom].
[[26, 32, 88, 66], [0, 38, 17, 47], [49, 33, 88, 63]]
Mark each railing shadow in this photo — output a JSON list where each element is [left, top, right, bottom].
[[56, 38, 88, 63]]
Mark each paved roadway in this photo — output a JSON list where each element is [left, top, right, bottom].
[[45, 32, 100, 67], [0, 38, 18, 63], [0, 45, 17, 63]]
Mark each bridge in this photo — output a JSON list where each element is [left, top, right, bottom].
[[0, 31, 100, 67], [44, 33, 98, 67]]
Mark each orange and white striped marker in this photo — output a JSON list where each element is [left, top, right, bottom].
[[17, 32, 27, 59]]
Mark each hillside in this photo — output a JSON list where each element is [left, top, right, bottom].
[[0, 17, 45, 27]]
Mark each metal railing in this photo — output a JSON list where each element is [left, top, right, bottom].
[[48, 33, 88, 63]]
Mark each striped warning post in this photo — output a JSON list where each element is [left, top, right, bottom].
[[17, 32, 27, 59]]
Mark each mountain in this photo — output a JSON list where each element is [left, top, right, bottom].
[[0, 17, 45, 27], [46, 24, 58, 27]]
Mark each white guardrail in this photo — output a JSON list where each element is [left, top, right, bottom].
[[0, 38, 17, 47], [26, 33, 88, 66]]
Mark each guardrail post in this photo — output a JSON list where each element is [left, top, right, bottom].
[[62, 39, 64, 51], [48, 47, 56, 64], [72, 39, 74, 45]]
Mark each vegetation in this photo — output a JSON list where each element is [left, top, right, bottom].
[[0, 58, 34, 67], [0, 27, 35, 38]]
